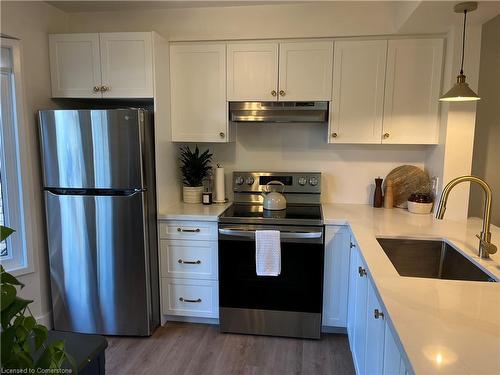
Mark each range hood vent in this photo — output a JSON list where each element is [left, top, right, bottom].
[[229, 101, 329, 123]]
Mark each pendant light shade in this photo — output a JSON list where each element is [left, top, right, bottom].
[[439, 2, 480, 102]]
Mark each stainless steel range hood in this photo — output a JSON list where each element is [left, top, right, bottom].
[[229, 102, 329, 123]]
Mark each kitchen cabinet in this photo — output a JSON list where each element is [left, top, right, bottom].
[[227, 40, 333, 101], [227, 42, 279, 101], [329, 40, 386, 144], [322, 225, 351, 328], [384, 320, 409, 375], [170, 43, 232, 143], [49, 32, 154, 98], [278, 41, 333, 101], [364, 281, 386, 375], [382, 39, 443, 144], [158, 220, 219, 320]]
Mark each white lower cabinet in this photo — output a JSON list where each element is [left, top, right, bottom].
[[347, 244, 412, 375], [158, 220, 219, 320], [322, 226, 351, 328]]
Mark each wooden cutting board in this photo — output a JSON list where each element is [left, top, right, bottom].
[[384, 165, 431, 208]]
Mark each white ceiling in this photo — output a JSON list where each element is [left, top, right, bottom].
[[46, 0, 313, 13]]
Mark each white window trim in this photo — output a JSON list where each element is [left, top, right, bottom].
[[1, 37, 35, 276]]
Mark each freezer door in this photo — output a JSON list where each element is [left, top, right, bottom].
[[39, 109, 144, 189], [45, 191, 155, 335]]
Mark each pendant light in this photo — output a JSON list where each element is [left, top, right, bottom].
[[439, 1, 480, 102]]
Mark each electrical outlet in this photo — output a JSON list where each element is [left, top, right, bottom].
[[431, 176, 439, 199]]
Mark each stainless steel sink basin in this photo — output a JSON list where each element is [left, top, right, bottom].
[[376, 238, 496, 282]]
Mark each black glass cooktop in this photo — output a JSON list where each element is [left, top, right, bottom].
[[219, 203, 323, 225]]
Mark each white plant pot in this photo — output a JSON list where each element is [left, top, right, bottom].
[[183, 186, 203, 204]]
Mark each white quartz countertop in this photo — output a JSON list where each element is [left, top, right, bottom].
[[157, 201, 231, 221], [322, 203, 500, 375]]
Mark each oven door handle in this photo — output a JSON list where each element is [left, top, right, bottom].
[[218, 228, 322, 239]]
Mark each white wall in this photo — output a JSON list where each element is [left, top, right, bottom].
[[469, 15, 500, 226], [1, 1, 68, 325]]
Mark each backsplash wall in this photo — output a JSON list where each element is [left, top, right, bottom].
[[183, 123, 428, 204]]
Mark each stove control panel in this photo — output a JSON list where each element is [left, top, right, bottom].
[[233, 171, 321, 194]]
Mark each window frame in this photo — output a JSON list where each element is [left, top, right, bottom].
[[0, 37, 34, 275]]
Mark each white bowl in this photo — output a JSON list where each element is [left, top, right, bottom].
[[407, 200, 433, 214]]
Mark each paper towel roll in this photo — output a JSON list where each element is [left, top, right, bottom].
[[214, 167, 225, 203]]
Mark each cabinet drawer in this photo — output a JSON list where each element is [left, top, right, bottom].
[[161, 278, 219, 318], [158, 220, 217, 240], [160, 240, 218, 280]]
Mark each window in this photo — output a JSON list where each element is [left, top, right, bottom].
[[0, 38, 30, 273]]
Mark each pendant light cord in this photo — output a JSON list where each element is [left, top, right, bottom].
[[460, 10, 467, 75]]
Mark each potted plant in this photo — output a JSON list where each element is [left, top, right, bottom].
[[179, 145, 213, 204], [0, 226, 75, 370]]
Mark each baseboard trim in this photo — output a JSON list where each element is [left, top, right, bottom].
[[36, 311, 52, 329], [162, 315, 219, 326]]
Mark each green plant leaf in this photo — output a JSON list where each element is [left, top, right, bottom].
[[1, 270, 24, 287], [0, 226, 14, 242], [13, 315, 24, 327], [1, 326, 16, 362], [35, 345, 54, 369], [15, 325, 28, 341], [1, 284, 17, 312], [16, 349, 34, 368], [22, 316, 36, 331], [1, 297, 32, 329], [33, 324, 48, 350]]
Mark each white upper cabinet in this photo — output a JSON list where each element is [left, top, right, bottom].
[[382, 39, 443, 144], [329, 40, 387, 144], [49, 32, 154, 98], [227, 42, 279, 101], [99, 32, 153, 98], [170, 43, 230, 143], [322, 226, 350, 328], [278, 41, 333, 101], [49, 34, 101, 98]]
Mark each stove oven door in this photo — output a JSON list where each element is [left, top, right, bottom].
[[218, 224, 324, 339]]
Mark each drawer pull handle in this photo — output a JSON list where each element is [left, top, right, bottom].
[[178, 259, 201, 265], [374, 309, 384, 319], [358, 266, 367, 277], [179, 297, 202, 303], [177, 228, 201, 233]]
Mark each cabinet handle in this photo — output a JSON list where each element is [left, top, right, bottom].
[[271, 90, 277, 96], [358, 266, 367, 277], [177, 228, 201, 233], [279, 90, 286, 96], [179, 297, 202, 303], [219, 132, 225, 138], [178, 259, 201, 265], [383, 133, 390, 139], [93, 86, 101, 93], [331, 132, 338, 138], [100, 86, 109, 92], [350, 242, 356, 249], [374, 309, 384, 319]]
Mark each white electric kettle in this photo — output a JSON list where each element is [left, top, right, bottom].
[[262, 181, 287, 210]]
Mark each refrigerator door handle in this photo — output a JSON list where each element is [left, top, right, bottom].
[[45, 188, 146, 196]]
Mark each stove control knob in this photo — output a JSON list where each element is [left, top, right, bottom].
[[235, 176, 244, 185], [309, 177, 319, 186], [298, 177, 307, 186], [246, 176, 255, 185]]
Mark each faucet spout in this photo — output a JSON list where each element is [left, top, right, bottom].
[[435, 175, 496, 258]]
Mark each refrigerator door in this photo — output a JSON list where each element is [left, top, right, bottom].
[[39, 109, 144, 189], [45, 190, 154, 335]]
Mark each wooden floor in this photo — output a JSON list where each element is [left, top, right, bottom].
[[105, 322, 355, 375]]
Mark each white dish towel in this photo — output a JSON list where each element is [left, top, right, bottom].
[[255, 230, 281, 276]]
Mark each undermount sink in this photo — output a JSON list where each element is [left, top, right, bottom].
[[376, 238, 497, 282]]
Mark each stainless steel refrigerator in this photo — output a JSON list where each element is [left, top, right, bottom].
[[38, 108, 159, 336]]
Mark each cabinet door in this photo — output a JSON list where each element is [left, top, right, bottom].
[[322, 226, 350, 327], [364, 281, 386, 375], [99, 32, 153, 98], [278, 41, 333, 101], [383, 39, 443, 144], [227, 42, 278, 101], [170, 43, 228, 142], [49, 34, 101, 98], [329, 40, 387, 144], [350, 247, 369, 375], [383, 321, 404, 375]]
